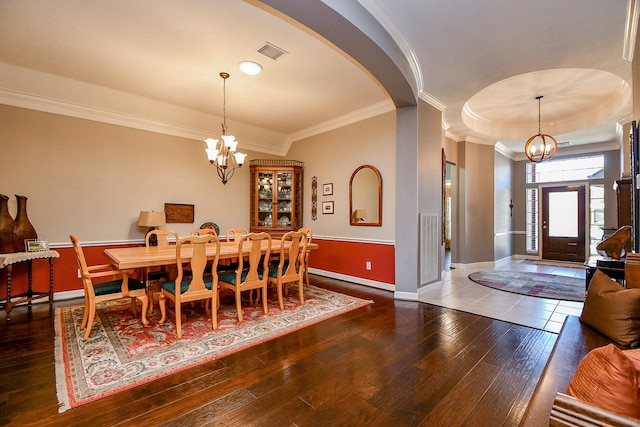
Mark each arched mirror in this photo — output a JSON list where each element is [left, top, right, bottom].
[[349, 165, 382, 226]]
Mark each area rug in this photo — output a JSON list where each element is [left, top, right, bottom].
[[54, 286, 371, 412], [468, 270, 585, 302]]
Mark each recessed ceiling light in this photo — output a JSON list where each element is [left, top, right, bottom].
[[239, 61, 262, 75]]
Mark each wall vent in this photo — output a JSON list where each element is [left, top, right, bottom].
[[420, 213, 439, 284], [257, 42, 288, 60]]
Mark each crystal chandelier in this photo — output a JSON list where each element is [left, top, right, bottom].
[[524, 95, 558, 163], [204, 72, 247, 184]]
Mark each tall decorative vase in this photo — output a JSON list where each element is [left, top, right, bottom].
[[12, 195, 37, 253], [0, 194, 15, 254]]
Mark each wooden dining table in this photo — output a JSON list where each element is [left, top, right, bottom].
[[104, 239, 318, 270]]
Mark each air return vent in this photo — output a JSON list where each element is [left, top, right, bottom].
[[257, 42, 288, 60]]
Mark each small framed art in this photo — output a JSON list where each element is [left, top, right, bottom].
[[322, 183, 333, 196], [322, 201, 334, 214], [25, 239, 48, 252]]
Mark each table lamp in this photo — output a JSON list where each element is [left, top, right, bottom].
[[353, 209, 368, 222], [137, 211, 166, 246]]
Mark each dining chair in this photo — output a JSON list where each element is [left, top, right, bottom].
[[70, 234, 148, 339], [218, 232, 271, 323], [268, 231, 308, 310], [144, 229, 179, 315], [225, 227, 248, 242], [298, 227, 313, 286], [191, 227, 217, 237], [158, 233, 221, 338], [219, 227, 249, 273]]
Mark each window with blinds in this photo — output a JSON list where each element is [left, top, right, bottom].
[[526, 188, 538, 253]]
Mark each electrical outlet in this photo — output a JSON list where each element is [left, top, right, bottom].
[[366, 261, 372, 270], [77, 269, 81, 279]]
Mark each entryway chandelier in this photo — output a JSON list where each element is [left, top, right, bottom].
[[204, 72, 247, 185], [524, 95, 558, 163]]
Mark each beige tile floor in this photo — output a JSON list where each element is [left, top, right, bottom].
[[418, 258, 586, 333]]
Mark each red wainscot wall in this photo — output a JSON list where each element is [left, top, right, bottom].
[[309, 238, 395, 285], [0, 243, 142, 299], [1, 239, 396, 302]]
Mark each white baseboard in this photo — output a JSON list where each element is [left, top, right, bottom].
[[308, 268, 395, 292]]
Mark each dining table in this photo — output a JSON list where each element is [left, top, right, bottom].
[[104, 239, 318, 270]]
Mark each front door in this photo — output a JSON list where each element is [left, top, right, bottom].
[[542, 185, 586, 262]]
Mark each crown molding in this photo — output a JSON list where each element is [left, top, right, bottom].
[[358, 0, 423, 93], [494, 142, 516, 160], [623, 0, 639, 61], [288, 99, 394, 143]]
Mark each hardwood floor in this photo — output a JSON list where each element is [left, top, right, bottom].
[[0, 275, 556, 426]]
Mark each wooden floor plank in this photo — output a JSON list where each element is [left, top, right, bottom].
[[0, 276, 551, 426]]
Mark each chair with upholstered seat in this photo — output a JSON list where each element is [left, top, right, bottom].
[[158, 233, 220, 338], [144, 229, 179, 314], [298, 227, 313, 286], [218, 232, 271, 323], [70, 234, 148, 339], [218, 227, 248, 273], [268, 231, 308, 310]]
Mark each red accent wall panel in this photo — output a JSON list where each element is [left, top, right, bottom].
[[309, 238, 395, 285], [1, 239, 395, 300], [0, 243, 141, 299]]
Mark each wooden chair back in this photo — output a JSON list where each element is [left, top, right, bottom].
[[268, 231, 307, 310], [226, 227, 248, 242], [235, 232, 271, 288], [298, 227, 313, 285], [191, 228, 217, 237], [175, 234, 220, 298], [275, 231, 307, 281], [145, 229, 179, 247]]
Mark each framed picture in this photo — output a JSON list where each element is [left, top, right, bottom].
[[164, 203, 195, 223], [322, 201, 334, 214], [25, 239, 48, 252], [322, 183, 333, 196]]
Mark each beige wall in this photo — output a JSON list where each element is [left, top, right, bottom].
[[287, 112, 395, 241], [1, 105, 255, 244], [1, 105, 395, 246]]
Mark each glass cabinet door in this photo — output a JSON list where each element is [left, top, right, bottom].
[[249, 160, 303, 234], [275, 171, 293, 227], [257, 171, 274, 227]]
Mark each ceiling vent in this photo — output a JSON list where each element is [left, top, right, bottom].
[[257, 42, 288, 60]]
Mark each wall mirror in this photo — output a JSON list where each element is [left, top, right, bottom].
[[349, 165, 382, 226]]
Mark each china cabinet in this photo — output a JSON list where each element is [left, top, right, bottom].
[[249, 159, 303, 235]]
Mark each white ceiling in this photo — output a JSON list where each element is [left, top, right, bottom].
[[0, 0, 633, 157]]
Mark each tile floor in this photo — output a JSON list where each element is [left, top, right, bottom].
[[418, 258, 586, 333]]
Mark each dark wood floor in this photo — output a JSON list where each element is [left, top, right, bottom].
[[0, 275, 556, 426]]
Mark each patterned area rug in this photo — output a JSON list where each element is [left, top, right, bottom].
[[54, 286, 371, 412], [468, 270, 586, 302]]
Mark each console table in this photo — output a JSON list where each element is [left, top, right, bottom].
[[0, 250, 59, 321]]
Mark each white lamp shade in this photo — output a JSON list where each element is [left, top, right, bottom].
[[137, 211, 166, 227], [221, 134, 238, 151], [234, 152, 247, 165], [204, 138, 218, 149], [206, 148, 218, 161]]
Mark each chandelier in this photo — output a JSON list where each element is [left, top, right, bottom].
[[524, 95, 558, 163], [204, 72, 247, 185]]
